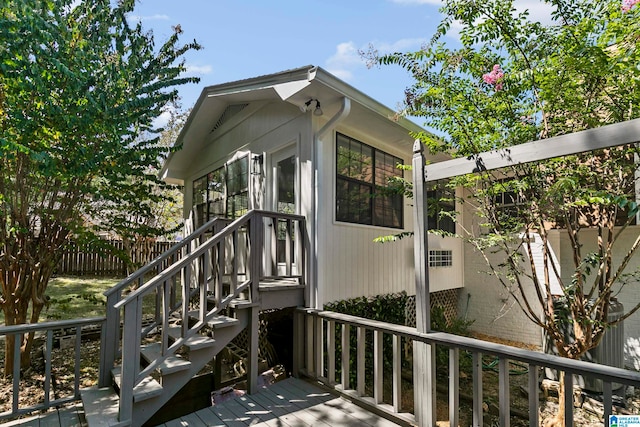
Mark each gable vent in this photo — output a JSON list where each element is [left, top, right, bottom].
[[211, 103, 249, 133]]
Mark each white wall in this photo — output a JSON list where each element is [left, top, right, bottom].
[[458, 199, 544, 347], [314, 123, 464, 307], [550, 227, 640, 369]]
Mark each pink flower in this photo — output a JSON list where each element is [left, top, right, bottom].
[[482, 64, 505, 91], [622, 0, 639, 12]]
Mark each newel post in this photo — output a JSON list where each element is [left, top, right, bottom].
[[412, 140, 436, 426]]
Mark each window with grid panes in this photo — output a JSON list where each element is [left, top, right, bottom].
[[191, 156, 248, 226], [336, 133, 403, 228]]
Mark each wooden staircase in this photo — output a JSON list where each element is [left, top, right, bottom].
[[81, 211, 308, 427]]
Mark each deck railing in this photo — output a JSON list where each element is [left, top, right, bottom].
[[295, 308, 640, 427], [0, 317, 106, 421]]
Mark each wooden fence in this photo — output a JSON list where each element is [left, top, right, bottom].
[[55, 240, 177, 277]]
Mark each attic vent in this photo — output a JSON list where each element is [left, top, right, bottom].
[[211, 103, 249, 133]]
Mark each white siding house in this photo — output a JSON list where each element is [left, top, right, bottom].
[[160, 65, 464, 309]]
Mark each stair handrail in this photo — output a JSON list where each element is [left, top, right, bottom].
[[115, 210, 261, 424], [104, 216, 231, 299], [108, 210, 308, 425], [100, 216, 232, 388]]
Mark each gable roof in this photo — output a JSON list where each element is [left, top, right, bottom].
[[161, 65, 426, 183]]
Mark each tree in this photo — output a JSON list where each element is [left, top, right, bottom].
[[371, 0, 640, 424], [94, 108, 189, 276], [0, 0, 200, 375]]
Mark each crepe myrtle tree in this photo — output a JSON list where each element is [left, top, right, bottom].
[[0, 0, 200, 376], [370, 0, 640, 423]]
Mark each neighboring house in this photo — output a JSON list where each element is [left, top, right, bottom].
[[459, 186, 640, 371], [160, 65, 464, 310]]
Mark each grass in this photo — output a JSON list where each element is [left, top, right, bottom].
[[43, 276, 122, 321], [0, 276, 122, 325]]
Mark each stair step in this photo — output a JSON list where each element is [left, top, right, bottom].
[[229, 298, 259, 308], [187, 312, 241, 329], [111, 368, 163, 402], [81, 386, 122, 427], [140, 343, 191, 375], [166, 326, 216, 351]]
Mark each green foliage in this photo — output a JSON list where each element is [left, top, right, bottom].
[[324, 293, 475, 386], [372, 0, 640, 362], [0, 0, 199, 371], [325, 293, 409, 389]]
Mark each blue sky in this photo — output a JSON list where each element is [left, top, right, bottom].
[[130, 0, 553, 128], [131, 0, 444, 121]]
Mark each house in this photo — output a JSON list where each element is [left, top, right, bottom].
[[160, 65, 464, 310]]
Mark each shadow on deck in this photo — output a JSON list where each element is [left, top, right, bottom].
[[1, 378, 397, 427]]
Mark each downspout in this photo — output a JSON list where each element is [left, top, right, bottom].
[[310, 96, 351, 309]]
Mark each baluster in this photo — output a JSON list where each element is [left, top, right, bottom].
[[327, 320, 336, 384], [44, 330, 53, 407], [499, 357, 510, 427], [473, 351, 483, 427], [216, 240, 223, 304], [285, 218, 292, 276], [74, 326, 82, 398], [182, 262, 191, 335], [342, 323, 351, 390], [603, 380, 612, 425], [231, 229, 238, 294], [564, 372, 573, 427], [374, 330, 383, 404], [393, 334, 401, 413], [315, 315, 323, 378], [162, 279, 170, 356], [305, 313, 314, 376], [12, 333, 20, 413], [357, 326, 365, 396], [200, 250, 208, 321], [449, 347, 459, 427], [270, 217, 277, 273], [528, 363, 539, 427]]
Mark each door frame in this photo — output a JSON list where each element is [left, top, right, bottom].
[[266, 142, 299, 276]]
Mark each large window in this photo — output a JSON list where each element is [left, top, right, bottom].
[[427, 187, 456, 233], [336, 133, 403, 228], [192, 156, 248, 226]]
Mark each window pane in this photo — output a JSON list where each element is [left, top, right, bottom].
[[336, 177, 372, 224], [193, 175, 207, 205], [227, 156, 248, 195], [335, 133, 404, 228]]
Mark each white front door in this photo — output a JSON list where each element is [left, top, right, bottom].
[[269, 145, 298, 276]]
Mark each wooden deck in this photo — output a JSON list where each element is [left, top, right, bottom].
[[0, 378, 399, 427], [159, 377, 400, 427]]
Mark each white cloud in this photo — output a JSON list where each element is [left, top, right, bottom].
[[128, 14, 170, 23], [325, 42, 361, 82], [185, 64, 213, 75], [152, 108, 173, 130], [325, 39, 426, 82]]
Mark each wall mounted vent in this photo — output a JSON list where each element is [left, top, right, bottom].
[[211, 103, 249, 134]]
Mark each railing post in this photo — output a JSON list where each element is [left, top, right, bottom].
[[100, 289, 121, 387], [412, 139, 436, 427]]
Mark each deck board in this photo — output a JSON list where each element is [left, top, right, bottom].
[[0, 378, 400, 427]]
